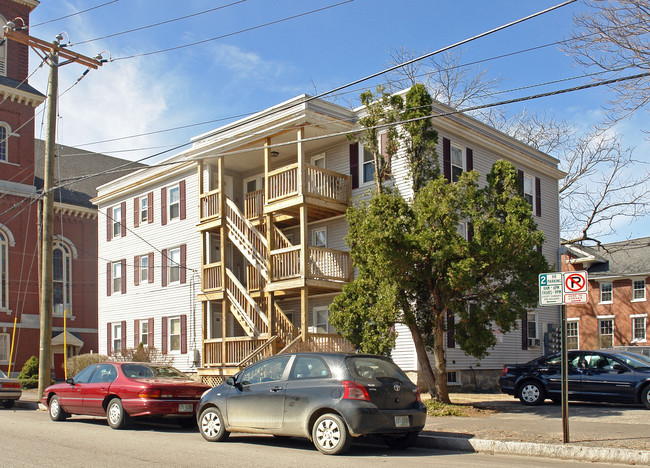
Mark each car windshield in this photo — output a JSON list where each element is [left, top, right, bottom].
[[347, 356, 408, 380], [122, 364, 189, 379], [616, 352, 650, 369]]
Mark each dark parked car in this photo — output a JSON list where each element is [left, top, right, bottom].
[[499, 349, 650, 409], [0, 369, 22, 408], [197, 353, 426, 455], [41, 362, 210, 429]]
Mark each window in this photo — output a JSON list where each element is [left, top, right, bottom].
[[139, 320, 149, 347], [168, 185, 180, 221], [139, 255, 149, 284], [598, 319, 614, 348], [169, 317, 181, 352], [53, 241, 72, 317], [600, 283, 613, 303], [312, 227, 327, 248], [239, 356, 291, 385], [0, 17, 6, 77], [0, 333, 8, 363], [451, 145, 464, 182], [0, 229, 7, 309], [112, 205, 122, 238], [290, 355, 331, 380], [361, 146, 374, 184], [140, 196, 148, 224], [89, 364, 117, 384], [632, 316, 646, 342], [73, 364, 96, 383], [112, 262, 122, 294], [168, 248, 181, 284], [566, 320, 579, 350], [633, 280, 646, 300], [311, 154, 326, 168], [523, 174, 535, 208], [447, 371, 459, 386], [0, 124, 8, 162], [312, 306, 332, 333], [527, 314, 537, 339], [456, 222, 467, 240], [113, 323, 122, 353]]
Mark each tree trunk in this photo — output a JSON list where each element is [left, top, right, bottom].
[[407, 322, 439, 400], [432, 319, 450, 403]]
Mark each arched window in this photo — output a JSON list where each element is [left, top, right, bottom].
[[0, 15, 6, 77], [0, 124, 8, 162], [0, 229, 8, 310], [53, 241, 72, 317]]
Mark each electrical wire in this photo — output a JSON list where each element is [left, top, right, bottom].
[[30, 1, 120, 28]]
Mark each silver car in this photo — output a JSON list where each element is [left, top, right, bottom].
[[197, 353, 427, 455], [0, 370, 22, 408]]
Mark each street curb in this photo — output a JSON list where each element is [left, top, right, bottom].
[[14, 400, 39, 410], [419, 434, 650, 466]]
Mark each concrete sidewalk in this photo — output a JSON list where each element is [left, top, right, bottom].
[[14, 390, 650, 465]]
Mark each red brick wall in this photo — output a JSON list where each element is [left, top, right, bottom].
[[1, 0, 32, 80]]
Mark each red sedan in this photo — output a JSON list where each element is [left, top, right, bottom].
[[41, 362, 210, 429]]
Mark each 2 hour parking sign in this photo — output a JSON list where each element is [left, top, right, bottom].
[[539, 271, 588, 305]]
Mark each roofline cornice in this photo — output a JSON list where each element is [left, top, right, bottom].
[[54, 201, 97, 219], [0, 83, 45, 107], [12, 0, 39, 10]]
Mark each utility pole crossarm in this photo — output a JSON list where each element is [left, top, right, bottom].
[[2, 28, 102, 69]]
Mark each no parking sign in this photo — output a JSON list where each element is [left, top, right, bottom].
[[539, 271, 588, 305]]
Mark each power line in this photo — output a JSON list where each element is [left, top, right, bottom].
[[30, 1, 120, 28], [112, 0, 356, 61], [73, 1, 248, 46]]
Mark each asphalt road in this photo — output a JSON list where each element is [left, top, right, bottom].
[[0, 406, 632, 468]]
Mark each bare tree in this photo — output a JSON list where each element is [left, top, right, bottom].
[[563, 0, 650, 127]]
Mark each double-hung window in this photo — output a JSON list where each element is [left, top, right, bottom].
[[451, 145, 464, 182], [168, 185, 180, 221], [169, 317, 181, 352], [598, 318, 614, 348], [523, 175, 535, 208], [633, 280, 646, 301], [53, 241, 72, 317], [600, 283, 613, 303], [112, 205, 122, 238], [0, 230, 8, 309], [113, 323, 122, 353], [112, 262, 122, 294], [361, 147, 374, 184], [312, 228, 327, 248], [140, 196, 148, 224], [139, 320, 149, 347], [0, 124, 8, 162], [566, 320, 579, 350], [139, 255, 149, 284], [632, 315, 646, 342], [312, 306, 332, 334], [168, 248, 181, 284], [0, 333, 8, 363]]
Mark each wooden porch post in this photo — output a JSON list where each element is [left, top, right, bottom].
[[301, 286, 309, 342], [218, 156, 228, 365], [297, 127, 305, 196], [264, 137, 270, 205], [197, 160, 204, 217]]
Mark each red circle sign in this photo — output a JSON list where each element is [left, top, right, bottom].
[[565, 273, 585, 292]]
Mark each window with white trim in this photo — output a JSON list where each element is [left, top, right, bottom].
[[361, 146, 374, 184], [0, 16, 6, 77], [312, 306, 332, 334], [527, 313, 537, 339], [53, 241, 72, 317], [456, 222, 467, 240], [112, 262, 122, 294], [168, 247, 181, 284], [0, 229, 8, 309], [140, 196, 148, 224], [169, 317, 181, 352], [598, 319, 614, 348], [139, 320, 149, 347], [139, 255, 149, 284], [112, 205, 122, 238], [633, 280, 646, 301], [0, 333, 8, 363], [566, 320, 579, 350], [168, 185, 180, 221], [0, 124, 8, 162], [523, 174, 535, 209], [112, 323, 122, 353], [600, 283, 613, 303], [312, 228, 327, 248], [451, 145, 464, 182], [632, 316, 646, 342], [311, 153, 326, 168]]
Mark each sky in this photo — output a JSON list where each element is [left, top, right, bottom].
[[20, 0, 650, 243]]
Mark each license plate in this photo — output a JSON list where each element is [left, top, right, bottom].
[[178, 403, 193, 413], [394, 415, 409, 427]]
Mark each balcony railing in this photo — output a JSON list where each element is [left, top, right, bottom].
[[269, 246, 351, 282], [244, 189, 264, 219], [203, 337, 270, 367], [199, 188, 220, 222], [266, 163, 350, 205], [202, 262, 222, 292]]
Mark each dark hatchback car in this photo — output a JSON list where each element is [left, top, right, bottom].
[[41, 362, 210, 429], [499, 349, 650, 408], [197, 353, 426, 455]]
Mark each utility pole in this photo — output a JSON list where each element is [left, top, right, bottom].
[[2, 24, 102, 399]]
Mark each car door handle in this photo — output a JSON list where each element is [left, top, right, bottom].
[[270, 386, 283, 392]]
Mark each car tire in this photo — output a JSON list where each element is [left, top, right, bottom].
[[2, 400, 15, 409], [385, 431, 419, 449], [312, 413, 352, 455], [198, 407, 230, 442], [106, 398, 130, 429], [642, 385, 650, 410], [48, 395, 69, 421], [518, 381, 545, 406]]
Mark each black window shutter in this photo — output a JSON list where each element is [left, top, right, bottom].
[[121, 320, 127, 353], [162, 249, 168, 287], [181, 314, 187, 354], [467, 222, 474, 241], [134, 320, 139, 347], [161, 187, 167, 226], [120, 201, 127, 237], [134, 255, 140, 286], [517, 170, 524, 195], [162, 317, 168, 354], [446, 311, 455, 348], [180, 180, 186, 220], [107, 322, 112, 355], [535, 177, 542, 217], [466, 147, 473, 172], [180, 244, 187, 284], [148, 317, 154, 349], [106, 263, 112, 296], [443, 138, 451, 182], [121, 259, 126, 294], [349, 143, 359, 189], [521, 315, 528, 350]]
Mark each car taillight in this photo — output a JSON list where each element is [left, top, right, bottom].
[[0, 382, 20, 389], [501, 366, 508, 377], [342, 381, 370, 401], [138, 389, 173, 399], [415, 387, 422, 402]]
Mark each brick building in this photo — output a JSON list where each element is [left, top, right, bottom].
[[563, 238, 650, 350]]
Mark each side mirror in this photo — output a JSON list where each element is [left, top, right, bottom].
[[612, 364, 627, 372], [225, 377, 235, 386], [65, 378, 74, 385]]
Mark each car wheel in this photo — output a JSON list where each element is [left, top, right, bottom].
[[385, 431, 419, 450], [48, 395, 69, 421], [106, 398, 130, 429], [519, 381, 545, 406], [312, 413, 352, 455], [2, 400, 15, 409], [642, 385, 650, 410], [199, 407, 230, 442]]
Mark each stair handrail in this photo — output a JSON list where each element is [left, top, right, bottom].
[[226, 268, 269, 326], [237, 336, 278, 368]]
